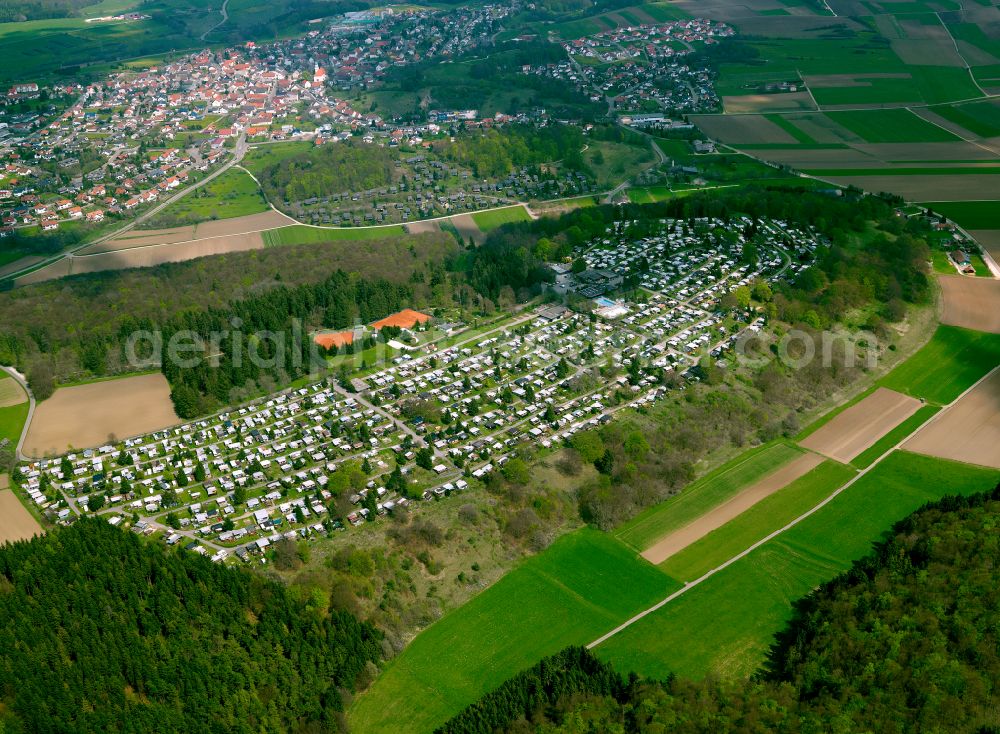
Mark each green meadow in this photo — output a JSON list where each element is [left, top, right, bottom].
[[877, 325, 1000, 404], [615, 441, 804, 552], [347, 528, 677, 734], [470, 205, 531, 231], [262, 223, 407, 246], [595, 452, 1000, 680]]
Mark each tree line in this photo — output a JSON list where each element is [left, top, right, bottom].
[[0, 517, 382, 733], [439, 481, 1000, 733]]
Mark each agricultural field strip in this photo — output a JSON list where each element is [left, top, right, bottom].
[[588, 363, 1000, 650], [16, 216, 820, 559]]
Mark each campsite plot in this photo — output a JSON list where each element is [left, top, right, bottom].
[[641, 452, 824, 565], [24, 373, 179, 457], [939, 275, 1000, 334], [904, 368, 1000, 470], [0, 483, 41, 545], [799, 387, 923, 463]]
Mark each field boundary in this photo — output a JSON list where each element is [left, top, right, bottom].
[[588, 363, 1000, 650]]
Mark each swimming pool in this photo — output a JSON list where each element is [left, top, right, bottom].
[[594, 296, 617, 307]]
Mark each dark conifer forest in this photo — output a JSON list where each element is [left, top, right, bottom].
[[0, 518, 382, 733]]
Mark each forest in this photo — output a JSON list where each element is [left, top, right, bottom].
[[0, 517, 382, 733], [257, 141, 396, 205], [440, 482, 1000, 733], [436, 125, 588, 179]]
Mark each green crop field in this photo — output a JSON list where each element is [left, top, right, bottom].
[[145, 168, 268, 227], [660, 459, 856, 582], [595, 451, 1000, 681], [921, 201, 1000, 229], [877, 325, 1000, 405], [824, 109, 960, 144], [470, 205, 531, 231], [262, 224, 407, 246], [931, 100, 1000, 139], [851, 405, 939, 469], [615, 441, 804, 552], [0, 401, 29, 446], [347, 528, 678, 734]]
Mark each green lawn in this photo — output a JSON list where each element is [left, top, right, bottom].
[[824, 109, 960, 143], [347, 528, 678, 734], [614, 441, 804, 552], [851, 405, 939, 469], [922, 201, 1000, 229], [595, 452, 1000, 681], [262, 224, 407, 246], [877, 325, 1000, 404], [144, 168, 268, 227], [585, 140, 656, 188], [242, 142, 313, 176], [660, 459, 856, 581], [470, 205, 531, 232]]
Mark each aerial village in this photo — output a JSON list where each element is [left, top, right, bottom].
[[0, 5, 731, 234], [17, 215, 823, 563]]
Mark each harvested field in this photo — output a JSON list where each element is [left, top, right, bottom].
[[17, 232, 266, 285], [904, 368, 1000, 469], [722, 93, 816, 114], [0, 255, 44, 279], [688, 115, 797, 144], [640, 452, 824, 565], [939, 275, 1000, 334], [0, 377, 27, 409], [0, 488, 42, 545], [24, 373, 179, 457], [88, 210, 295, 254], [83, 225, 198, 253], [821, 174, 1000, 201], [404, 220, 441, 235], [450, 213, 486, 245], [852, 141, 1000, 161], [971, 230, 1000, 262], [743, 148, 878, 169], [799, 387, 923, 463], [150, 210, 293, 239]]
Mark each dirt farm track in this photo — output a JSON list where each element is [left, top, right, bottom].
[[23, 373, 179, 458], [800, 388, 922, 464], [904, 368, 1000, 470]]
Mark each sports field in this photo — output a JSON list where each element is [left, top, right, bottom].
[[594, 451, 1000, 680], [347, 528, 677, 734], [877, 325, 1000, 404], [23, 373, 179, 457], [470, 205, 531, 232], [614, 441, 804, 552]]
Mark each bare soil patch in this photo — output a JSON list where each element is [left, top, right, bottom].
[[722, 93, 816, 114], [746, 148, 878, 169], [823, 174, 1000, 201], [405, 220, 442, 235], [640, 452, 824, 565], [0, 489, 42, 545], [24, 373, 179, 457], [0, 377, 27, 409], [802, 72, 910, 88], [450, 214, 486, 245], [904, 368, 1000, 469], [853, 141, 999, 161], [971, 230, 1000, 262], [800, 388, 923, 463], [688, 114, 797, 145], [939, 275, 1000, 334], [0, 256, 44, 279], [18, 232, 266, 285]]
